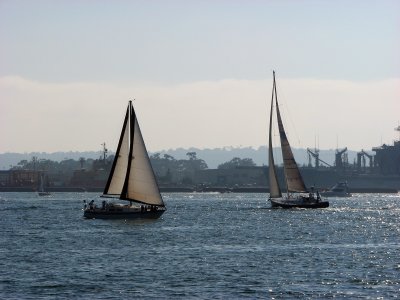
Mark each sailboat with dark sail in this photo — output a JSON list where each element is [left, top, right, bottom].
[[84, 101, 166, 219], [268, 71, 329, 208]]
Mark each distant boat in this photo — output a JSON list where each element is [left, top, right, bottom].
[[268, 71, 329, 209], [321, 182, 351, 197], [83, 101, 166, 219], [38, 174, 51, 196]]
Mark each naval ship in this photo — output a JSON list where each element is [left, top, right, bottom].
[[300, 126, 400, 192]]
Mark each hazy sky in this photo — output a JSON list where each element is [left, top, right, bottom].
[[1, 0, 399, 154]]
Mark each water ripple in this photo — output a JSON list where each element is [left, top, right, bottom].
[[1, 192, 399, 298]]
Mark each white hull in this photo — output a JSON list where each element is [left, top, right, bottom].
[[321, 182, 351, 197]]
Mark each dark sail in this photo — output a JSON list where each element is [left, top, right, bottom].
[[274, 76, 308, 193]]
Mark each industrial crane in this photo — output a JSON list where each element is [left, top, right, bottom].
[[357, 149, 373, 171], [335, 147, 348, 169], [307, 148, 332, 168]]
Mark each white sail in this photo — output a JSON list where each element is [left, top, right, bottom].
[[125, 111, 164, 206], [268, 72, 282, 198], [39, 174, 45, 192], [275, 98, 308, 193], [103, 107, 130, 196]]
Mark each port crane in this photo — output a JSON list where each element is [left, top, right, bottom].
[[335, 147, 348, 170], [357, 149, 373, 172], [307, 148, 332, 168]]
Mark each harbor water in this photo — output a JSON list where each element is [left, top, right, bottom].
[[1, 192, 399, 299]]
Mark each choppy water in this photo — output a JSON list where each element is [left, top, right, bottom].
[[1, 192, 399, 299]]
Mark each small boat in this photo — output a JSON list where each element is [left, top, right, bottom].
[[268, 71, 329, 209], [321, 182, 351, 197], [38, 174, 51, 196], [84, 101, 166, 219]]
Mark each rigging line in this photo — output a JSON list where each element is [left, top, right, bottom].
[[268, 71, 280, 166], [276, 79, 302, 149], [271, 98, 281, 165], [270, 72, 281, 165]]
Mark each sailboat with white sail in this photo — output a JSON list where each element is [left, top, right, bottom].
[[38, 173, 51, 196], [83, 101, 166, 219], [268, 71, 329, 208]]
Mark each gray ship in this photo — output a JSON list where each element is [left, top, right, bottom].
[[301, 126, 400, 192]]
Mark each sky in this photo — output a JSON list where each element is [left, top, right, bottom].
[[1, 0, 399, 154]]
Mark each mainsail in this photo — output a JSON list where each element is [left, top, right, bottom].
[[274, 77, 308, 193], [103, 101, 164, 207], [268, 71, 282, 198]]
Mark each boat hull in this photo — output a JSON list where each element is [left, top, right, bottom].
[[38, 192, 51, 196], [320, 182, 351, 197], [84, 205, 166, 219], [270, 198, 329, 209]]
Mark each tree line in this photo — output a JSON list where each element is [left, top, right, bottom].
[[13, 153, 256, 172]]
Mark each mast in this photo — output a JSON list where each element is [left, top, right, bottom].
[[121, 101, 135, 199], [268, 71, 282, 198]]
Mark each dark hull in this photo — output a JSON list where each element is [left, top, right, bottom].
[[270, 199, 329, 209], [84, 209, 165, 219], [38, 192, 51, 196]]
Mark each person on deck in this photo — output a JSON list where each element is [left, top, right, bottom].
[[316, 191, 321, 202]]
